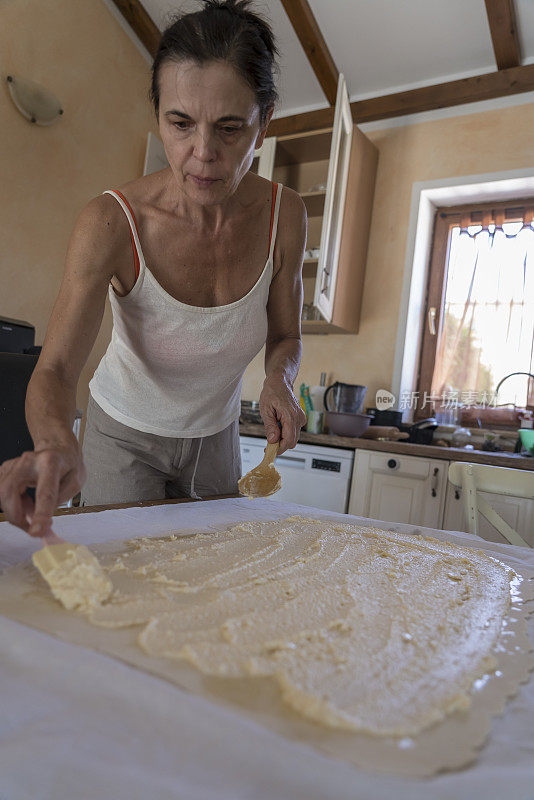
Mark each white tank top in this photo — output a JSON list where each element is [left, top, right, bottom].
[[89, 183, 282, 438]]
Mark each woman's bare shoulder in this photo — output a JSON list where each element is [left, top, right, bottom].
[[113, 167, 171, 206], [277, 185, 306, 241], [278, 184, 305, 216]]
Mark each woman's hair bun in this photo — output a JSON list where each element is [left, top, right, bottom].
[[150, 0, 279, 123], [201, 0, 249, 11]]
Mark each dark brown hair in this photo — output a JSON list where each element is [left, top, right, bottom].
[[150, 0, 279, 125]]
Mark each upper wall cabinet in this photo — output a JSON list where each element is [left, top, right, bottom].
[[251, 76, 378, 334], [251, 136, 276, 180], [314, 75, 353, 324]]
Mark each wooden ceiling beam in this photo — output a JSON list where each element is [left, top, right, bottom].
[[279, 0, 339, 106], [268, 63, 534, 137], [109, 0, 160, 58], [484, 0, 521, 70], [351, 62, 534, 124]]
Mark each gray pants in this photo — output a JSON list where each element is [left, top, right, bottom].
[[80, 396, 241, 506]]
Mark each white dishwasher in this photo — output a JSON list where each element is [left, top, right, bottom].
[[239, 435, 355, 513]]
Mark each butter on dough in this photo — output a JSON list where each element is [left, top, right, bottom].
[[81, 516, 520, 738], [33, 544, 112, 612]]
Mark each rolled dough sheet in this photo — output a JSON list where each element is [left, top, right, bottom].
[[0, 515, 532, 778]]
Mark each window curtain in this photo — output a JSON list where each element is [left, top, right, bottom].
[[431, 207, 534, 410]]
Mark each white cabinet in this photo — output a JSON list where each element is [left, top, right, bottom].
[[253, 76, 378, 334], [251, 136, 276, 179], [314, 75, 353, 323], [143, 132, 169, 175], [349, 450, 447, 528], [443, 481, 534, 546]]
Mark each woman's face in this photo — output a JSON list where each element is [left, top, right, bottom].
[[157, 60, 271, 206]]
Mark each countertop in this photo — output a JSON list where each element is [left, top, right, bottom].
[[239, 422, 534, 471]]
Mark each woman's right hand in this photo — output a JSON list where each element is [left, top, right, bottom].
[[0, 445, 85, 536]]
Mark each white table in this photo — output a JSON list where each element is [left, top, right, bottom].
[[1, 498, 533, 800]]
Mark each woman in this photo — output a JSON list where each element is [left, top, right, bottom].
[[0, 0, 306, 537]]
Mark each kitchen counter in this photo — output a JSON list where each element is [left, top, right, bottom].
[[239, 422, 534, 471]]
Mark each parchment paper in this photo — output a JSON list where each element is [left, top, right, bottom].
[[1, 501, 532, 780]]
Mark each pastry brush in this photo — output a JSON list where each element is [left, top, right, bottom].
[[32, 530, 112, 611]]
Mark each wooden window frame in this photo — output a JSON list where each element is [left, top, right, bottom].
[[415, 197, 534, 426]]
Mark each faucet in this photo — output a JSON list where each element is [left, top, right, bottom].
[[494, 372, 534, 401]]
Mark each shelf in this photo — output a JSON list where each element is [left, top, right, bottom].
[[301, 191, 326, 217], [275, 128, 332, 166], [302, 259, 318, 278], [301, 319, 352, 335]]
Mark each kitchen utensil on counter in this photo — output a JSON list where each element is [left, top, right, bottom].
[[238, 442, 281, 497], [324, 382, 367, 414], [435, 407, 458, 425], [360, 425, 409, 441], [399, 418, 438, 445], [306, 410, 324, 434], [309, 374, 327, 414], [300, 383, 314, 414], [32, 530, 112, 610], [451, 426, 472, 448], [519, 429, 534, 455], [324, 411, 372, 437], [366, 408, 404, 428]]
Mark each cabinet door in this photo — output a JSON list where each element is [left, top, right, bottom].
[[349, 450, 446, 528], [314, 75, 353, 322], [443, 481, 534, 546], [143, 132, 169, 176], [251, 136, 276, 179]]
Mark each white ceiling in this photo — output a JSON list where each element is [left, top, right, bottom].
[[138, 0, 534, 118]]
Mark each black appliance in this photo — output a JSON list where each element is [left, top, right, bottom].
[[0, 352, 39, 466], [367, 408, 404, 427], [399, 417, 438, 445], [0, 317, 35, 353]]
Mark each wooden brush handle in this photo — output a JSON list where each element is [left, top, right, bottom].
[[263, 442, 279, 465]]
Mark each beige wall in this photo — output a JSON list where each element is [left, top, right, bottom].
[[1, 0, 157, 418], [3, 4, 534, 422], [242, 101, 534, 406]]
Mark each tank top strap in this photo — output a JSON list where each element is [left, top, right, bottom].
[[102, 189, 144, 281], [268, 182, 283, 261]]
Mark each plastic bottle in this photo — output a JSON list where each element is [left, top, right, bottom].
[[309, 372, 327, 411]]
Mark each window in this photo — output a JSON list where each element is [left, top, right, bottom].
[[416, 199, 534, 427]]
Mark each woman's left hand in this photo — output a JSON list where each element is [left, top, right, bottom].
[[259, 377, 306, 455]]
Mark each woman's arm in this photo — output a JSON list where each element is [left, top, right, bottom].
[[0, 195, 127, 536], [260, 188, 307, 455]]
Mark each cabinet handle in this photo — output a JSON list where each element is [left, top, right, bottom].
[[387, 458, 398, 470], [321, 268, 331, 294], [431, 466, 439, 497], [428, 307, 437, 335], [454, 488, 460, 500]]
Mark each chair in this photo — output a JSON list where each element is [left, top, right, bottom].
[[448, 462, 534, 548]]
